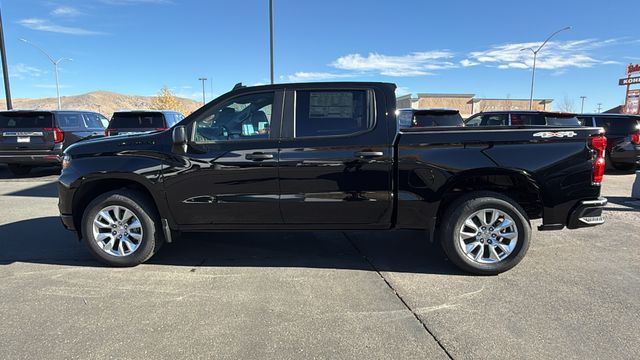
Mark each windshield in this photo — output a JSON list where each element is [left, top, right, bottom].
[[109, 113, 165, 129], [0, 112, 53, 128]]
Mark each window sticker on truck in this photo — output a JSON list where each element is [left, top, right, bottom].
[[533, 131, 578, 138]]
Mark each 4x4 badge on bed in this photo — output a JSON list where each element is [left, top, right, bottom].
[[533, 131, 578, 139]]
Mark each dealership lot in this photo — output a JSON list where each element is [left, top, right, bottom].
[[0, 166, 638, 359]]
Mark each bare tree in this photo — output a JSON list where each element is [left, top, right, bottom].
[[557, 95, 575, 112]]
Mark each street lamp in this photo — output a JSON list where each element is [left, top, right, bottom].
[[198, 77, 207, 105], [269, 0, 274, 84], [521, 26, 571, 110], [19, 38, 72, 110]]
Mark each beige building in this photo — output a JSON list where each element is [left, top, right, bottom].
[[396, 93, 553, 118]]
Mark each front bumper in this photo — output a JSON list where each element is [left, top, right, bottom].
[[566, 197, 607, 229], [0, 153, 62, 165]]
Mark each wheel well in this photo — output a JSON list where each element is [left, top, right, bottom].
[[72, 179, 158, 235], [436, 173, 542, 225]]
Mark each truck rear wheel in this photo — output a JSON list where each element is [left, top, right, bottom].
[[439, 191, 530, 275], [81, 190, 163, 266]]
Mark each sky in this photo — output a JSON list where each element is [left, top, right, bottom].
[[1, 0, 638, 112]]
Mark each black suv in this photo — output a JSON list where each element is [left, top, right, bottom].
[[465, 111, 581, 127], [105, 110, 184, 136], [0, 110, 107, 175], [577, 114, 640, 170], [397, 108, 464, 128]]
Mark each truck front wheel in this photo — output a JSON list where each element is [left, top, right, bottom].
[[81, 190, 163, 266], [439, 191, 531, 275]]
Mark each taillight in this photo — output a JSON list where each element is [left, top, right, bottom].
[[589, 134, 607, 185], [631, 131, 640, 145], [44, 127, 64, 143], [105, 129, 114, 136]]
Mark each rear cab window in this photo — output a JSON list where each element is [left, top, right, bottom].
[[109, 112, 166, 129], [465, 113, 509, 126], [595, 116, 640, 134], [295, 90, 372, 137], [412, 110, 463, 127]]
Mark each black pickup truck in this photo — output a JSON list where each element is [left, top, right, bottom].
[[58, 82, 607, 275]]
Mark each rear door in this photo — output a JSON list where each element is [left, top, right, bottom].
[[0, 111, 56, 151], [278, 87, 393, 227]]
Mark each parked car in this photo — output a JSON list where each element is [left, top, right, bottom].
[[397, 108, 464, 128], [0, 110, 107, 175], [465, 110, 581, 127], [577, 113, 640, 170], [105, 110, 184, 136], [58, 82, 607, 275]]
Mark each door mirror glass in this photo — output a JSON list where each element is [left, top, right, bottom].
[[172, 125, 187, 145]]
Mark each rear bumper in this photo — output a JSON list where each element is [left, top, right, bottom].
[[566, 197, 607, 229], [0, 152, 62, 165]]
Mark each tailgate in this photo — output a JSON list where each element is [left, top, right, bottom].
[[0, 112, 56, 151]]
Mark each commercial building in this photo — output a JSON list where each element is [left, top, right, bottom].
[[396, 93, 553, 118]]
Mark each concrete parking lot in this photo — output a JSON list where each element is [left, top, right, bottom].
[[0, 165, 638, 359]]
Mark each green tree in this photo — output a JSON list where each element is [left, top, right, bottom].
[[150, 86, 187, 114]]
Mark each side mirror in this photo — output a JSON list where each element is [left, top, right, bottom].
[[172, 125, 187, 154], [172, 125, 187, 145]]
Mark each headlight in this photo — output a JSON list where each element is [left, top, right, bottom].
[[62, 155, 72, 170]]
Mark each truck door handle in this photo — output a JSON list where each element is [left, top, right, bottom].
[[246, 152, 274, 161], [354, 151, 384, 158]]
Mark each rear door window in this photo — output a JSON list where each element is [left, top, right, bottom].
[[56, 112, 85, 130], [109, 113, 166, 129], [295, 90, 372, 137], [0, 112, 53, 128], [83, 113, 107, 129]]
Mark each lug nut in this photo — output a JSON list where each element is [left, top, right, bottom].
[[481, 226, 486, 230], [488, 239, 493, 244], [492, 234, 496, 237], [489, 227, 494, 231], [112, 231, 117, 235]]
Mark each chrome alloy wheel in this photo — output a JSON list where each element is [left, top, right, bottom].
[[92, 205, 143, 257], [458, 208, 518, 264]]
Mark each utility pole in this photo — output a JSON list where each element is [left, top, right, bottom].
[[521, 26, 571, 110], [580, 96, 587, 114], [19, 38, 71, 110], [596, 103, 602, 113], [269, 0, 274, 84], [0, 8, 12, 110], [198, 77, 207, 105]]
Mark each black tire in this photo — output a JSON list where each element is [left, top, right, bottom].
[[439, 191, 531, 275], [8, 164, 32, 176], [81, 189, 163, 266]]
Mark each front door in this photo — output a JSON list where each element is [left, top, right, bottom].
[[163, 90, 283, 226], [278, 88, 393, 227]]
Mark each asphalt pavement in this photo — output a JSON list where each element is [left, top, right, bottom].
[[0, 165, 638, 359]]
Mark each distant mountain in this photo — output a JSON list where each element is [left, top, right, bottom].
[[0, 91, 202, 118]]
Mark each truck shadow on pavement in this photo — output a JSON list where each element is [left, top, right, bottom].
[[0, 216, 464, 275], [4, 182, 58, 198]]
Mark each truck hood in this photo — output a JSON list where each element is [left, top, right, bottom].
[[64, 131, 167, 158]]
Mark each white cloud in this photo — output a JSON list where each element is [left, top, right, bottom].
[[285, 72, 353, 82], [10, 63, 44, 79], [466, 39, 620, 70], [331, 51, 456, 77], [460, 59, 479, 67], [18, 18, 104, 35], [51, 6, 82, 17]]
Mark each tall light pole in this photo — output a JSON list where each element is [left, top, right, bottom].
[[580, 96, 587, 113], [198, 77, 207, 105], [0, 8, 12, 110], [521, 26, 571, 110], [269, 0, 274, 84], [19, 38, 72, 110]]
